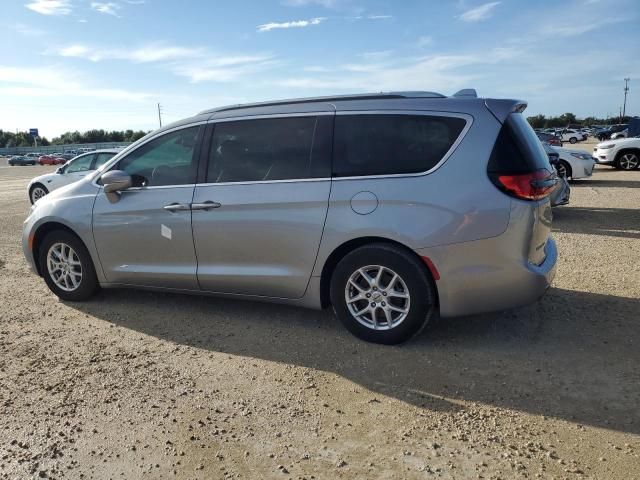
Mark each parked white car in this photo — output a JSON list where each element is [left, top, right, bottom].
[[558, 129, 584, 144], [610, 129, 628, 140], [593, 137, 640, 170], [27, 150, 118, 204], [553, 147, 596, 179]]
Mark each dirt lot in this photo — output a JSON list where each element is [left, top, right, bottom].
[[0, 146, 639, 479]]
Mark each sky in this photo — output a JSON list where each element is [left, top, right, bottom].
[[1, 0, 639, 138]]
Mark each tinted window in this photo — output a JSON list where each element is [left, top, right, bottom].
[[332, 114, 466, 177], [488, 113, 552, 174], [117, 126, 200, 187], [94, 152, 115, 169], [206, 116, 320, 183], [66, 154, 95, 173]]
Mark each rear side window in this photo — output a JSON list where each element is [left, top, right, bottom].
[[488, 113, 552, 174], [332, 114, 466, 177], [207, 116, 330, 183]]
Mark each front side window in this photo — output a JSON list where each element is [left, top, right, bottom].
[[206, 116, 318, 183], [332, 114, 467, 177], [66, 154, 95, 173], [117, 126, 201, 187]]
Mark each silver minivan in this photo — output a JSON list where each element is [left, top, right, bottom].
[[22, 90, 558, 344]]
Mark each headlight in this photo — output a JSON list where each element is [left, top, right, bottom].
[[570, 152, 592, 160], [599, 144, 615, 149]]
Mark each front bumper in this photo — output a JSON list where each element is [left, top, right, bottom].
[[594, 148, 615, 164], [22, 212, 39, 275]]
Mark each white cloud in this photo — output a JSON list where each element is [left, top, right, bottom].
[[417, 35, 433, 47], [56, 44, 204, 62], [541, 17, 627, 37], [281, 0, 339, 7], [459, 2, 501, 22], [25, 0, 71, 15], [276, 47, 520, 92], [257, 17, 326, 32], [51, 43, 276, 83], [0, 65, 153, 102], [173, 55, 277, 83], [367, 15, 392, 20], [14, 23, 46, 36], [91, 2, 121, 16]]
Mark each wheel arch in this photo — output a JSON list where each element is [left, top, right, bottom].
[[559, 159, 573, 178], [615, 147, 640, 165], [31, 222, 84, 276], [318, 236, 439, 309]]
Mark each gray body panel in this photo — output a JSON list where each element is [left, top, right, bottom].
[[192, 180, 330, 298], [92, 185, 199, 289], [22, 91, 556, 320]]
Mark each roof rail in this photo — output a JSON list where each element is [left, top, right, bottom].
[[198, 91, 446, 115]]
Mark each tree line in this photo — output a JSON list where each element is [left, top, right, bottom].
[[526, 113, 634, 129], [0, 129, 149, 148]]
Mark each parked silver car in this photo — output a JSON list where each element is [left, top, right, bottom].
[[22, 91, 558, 344]]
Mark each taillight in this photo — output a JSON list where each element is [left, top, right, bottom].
[[491, 169, 557, 201]]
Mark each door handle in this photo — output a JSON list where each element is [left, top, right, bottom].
[[163, 202, 191, 212], [191, 200, 222, 211]]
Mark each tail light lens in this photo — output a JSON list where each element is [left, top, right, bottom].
[[492, 169, 557, 201]]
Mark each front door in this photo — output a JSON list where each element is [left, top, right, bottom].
[[92, 126, 202, 289], [192, 115, 333, 298]]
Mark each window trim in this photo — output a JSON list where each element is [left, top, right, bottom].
[[91, 122, 207, 189], [331, 110, 473, 181]]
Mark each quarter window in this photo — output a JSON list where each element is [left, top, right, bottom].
[[117, 126, 201, 187], [332, 114, 467, 177], [206, 116, 321, 183]]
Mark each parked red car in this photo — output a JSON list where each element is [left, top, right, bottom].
[[38, 155, 65, 165]]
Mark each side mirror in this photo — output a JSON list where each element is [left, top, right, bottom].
[[101, 170, 132, 193]]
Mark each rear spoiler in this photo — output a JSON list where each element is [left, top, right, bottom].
[[484, 99, 527, 124]]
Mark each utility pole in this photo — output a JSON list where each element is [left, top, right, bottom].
[[157, 103, 163, 128], [622, 78, 630, 119]]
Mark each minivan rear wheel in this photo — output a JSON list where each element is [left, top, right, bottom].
[[330, 243, 436, 344], [38, 230, 99, 301]]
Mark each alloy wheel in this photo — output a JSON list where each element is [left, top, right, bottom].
[[31, 187, 47, 203], [47, 243, 82, 292], [345, 265, 410, 331], [619, 153, 639, 170]]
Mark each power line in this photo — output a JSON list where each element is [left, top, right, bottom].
[[622, 78, 630, 118]]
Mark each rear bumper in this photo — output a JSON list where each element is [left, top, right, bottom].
[[416, 234, 557, 318]]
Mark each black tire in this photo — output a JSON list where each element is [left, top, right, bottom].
[[38, 230, 99, 301], [330, 243, 436, 345], [615, 151, 640, 171], [558, 160, 572, 179], [29, 183, 49, 204], [569, 137, 577, 144]]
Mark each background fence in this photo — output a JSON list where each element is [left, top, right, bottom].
[[0, 142, 132, 156]]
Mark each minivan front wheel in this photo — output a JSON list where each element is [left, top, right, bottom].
[[38, 231, 98, 301], [330, 243, 436, 344]]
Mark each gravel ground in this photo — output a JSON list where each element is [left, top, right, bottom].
[[0, 150, 639, 479]]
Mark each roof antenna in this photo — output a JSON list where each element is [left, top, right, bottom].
[[453, 89, 477, 98]]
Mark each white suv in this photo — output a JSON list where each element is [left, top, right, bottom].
[[593, 137, 640, 170], [558, 129, 584, 144]]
